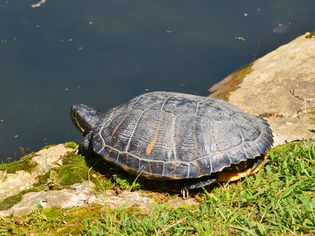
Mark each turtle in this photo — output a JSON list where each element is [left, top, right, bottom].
[[70, 91, 273, 192]]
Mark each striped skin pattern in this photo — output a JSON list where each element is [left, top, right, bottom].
[[86, 92, 273, 180]]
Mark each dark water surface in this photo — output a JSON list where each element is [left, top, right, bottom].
[[0, 0, 314, 161]]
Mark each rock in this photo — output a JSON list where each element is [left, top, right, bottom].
[[0, 171, 36, 202], [0, 181, 98, 217], [100, 190, 153, 213], [209, 33, 315, 145], [0, 180, 155, 216], [32, 144, 71, 174], [0, 144, 73, 202]]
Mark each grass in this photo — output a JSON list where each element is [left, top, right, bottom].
[[0, 142, 314, 235]]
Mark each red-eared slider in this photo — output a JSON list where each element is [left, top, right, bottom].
[[70, 91, 273, 191]]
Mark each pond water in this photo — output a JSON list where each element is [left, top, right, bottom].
[[0, 0, 314, 161]]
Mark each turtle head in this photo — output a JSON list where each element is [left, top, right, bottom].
[[70, 104, 103, 135]]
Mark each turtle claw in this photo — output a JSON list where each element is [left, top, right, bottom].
[[181, 187, 189, 199]]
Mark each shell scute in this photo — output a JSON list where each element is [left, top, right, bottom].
[[212, 121, 243, 152]]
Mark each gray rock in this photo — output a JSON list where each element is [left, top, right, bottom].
[[0, 182, 98, 216], [0, 144, 73, 202]]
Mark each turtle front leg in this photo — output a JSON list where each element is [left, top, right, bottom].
[[79, 131, 93, 155]]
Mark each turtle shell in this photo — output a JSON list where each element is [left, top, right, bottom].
[[91, 91, 273, 180]]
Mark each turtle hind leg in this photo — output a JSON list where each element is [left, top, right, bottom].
[[186, 176, 218, 190], [180, 175, 218, 198]]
